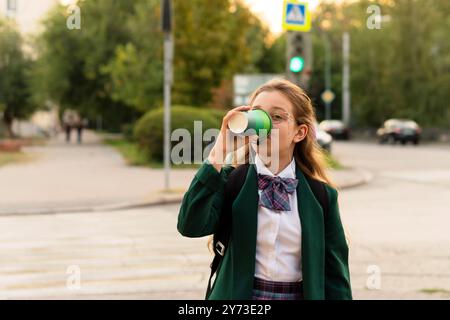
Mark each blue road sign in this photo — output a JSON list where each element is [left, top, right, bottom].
[[283, 1, 311, 32]]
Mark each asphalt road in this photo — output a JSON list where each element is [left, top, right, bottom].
[[0, 141, 449, 299], [332, 141, 450, 299]]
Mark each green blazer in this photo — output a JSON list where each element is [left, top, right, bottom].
[[177, 161, 352, 300]]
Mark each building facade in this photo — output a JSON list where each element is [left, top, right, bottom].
[[0, 0, 58, 34]]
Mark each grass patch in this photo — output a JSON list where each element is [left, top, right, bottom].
[[0, 152, 34, 167], [103, 138, 201, 169], [324, 151, 343, 170], [420, 288, 450, 295], [104, 139, 149, 166]]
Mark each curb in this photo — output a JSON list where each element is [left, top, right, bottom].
[[335, 167, 374, 190], [0, 167, 374, 217], [0, 196, 184, 217]]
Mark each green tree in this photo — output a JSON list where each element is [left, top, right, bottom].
[[35, 0, 270, 131], [172, 0, 268, 106], [310, 0, 450, 127], [102, 0, 163, 113], [33, 1, 141, 131], [105, 0, 270, 110], [346, 0, 395, 126], [0, 19, 34, 138], [387, 0, 450, 126], [257, 34, 286, 74]]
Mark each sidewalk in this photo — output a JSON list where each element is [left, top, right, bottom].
[[0, 131, 372, 216]]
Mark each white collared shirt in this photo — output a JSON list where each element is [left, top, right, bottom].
[[254, 154, 302, 282]]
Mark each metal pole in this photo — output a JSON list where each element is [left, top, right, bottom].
[[342, 32, 351, 126], [286, 31, 297, 85], [323, 34, 332, 120], [163, 33, 173, 191], [301, 32, 313, 91], [162, 0, 173, 191]]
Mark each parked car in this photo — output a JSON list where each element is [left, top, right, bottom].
[[319, 119, 351, 140], [377, 119, 421, 145], [314, 122, 333, 152]]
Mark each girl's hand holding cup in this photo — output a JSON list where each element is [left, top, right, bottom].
[[207, 106, 253, 172]]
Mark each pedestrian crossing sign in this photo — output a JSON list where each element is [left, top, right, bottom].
[[282, 0, 311, 32]]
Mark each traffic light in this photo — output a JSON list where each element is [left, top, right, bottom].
[[286, 31, 312, 88], [161, 0, 172, 33], [289, 56, 304, 73], [288, 32, 305, 73]]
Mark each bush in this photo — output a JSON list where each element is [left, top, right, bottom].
[[208, 108, 227, 125], [121, 123, 135, 141], [134, 106, 223, 162]]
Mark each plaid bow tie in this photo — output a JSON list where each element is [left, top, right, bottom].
[[257, 174, 298, 212]]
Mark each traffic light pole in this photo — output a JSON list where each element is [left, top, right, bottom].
[[301, 32, 313, 91], [286, 32, 299, 86], [162, 0, 173, 191]]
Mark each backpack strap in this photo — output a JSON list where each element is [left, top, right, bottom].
[[205, 163, 250, 299]]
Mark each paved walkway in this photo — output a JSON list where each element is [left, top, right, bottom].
[[0, 131, 370, 215]]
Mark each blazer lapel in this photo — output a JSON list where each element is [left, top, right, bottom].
[[230, 163, 259, 299], [295, 165, 326, 299]]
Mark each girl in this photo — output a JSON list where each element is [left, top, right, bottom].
[[177, 79, 352, 300]]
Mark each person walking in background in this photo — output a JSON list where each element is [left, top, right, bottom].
[[62, 109, 76, 143], [75, 117, 88, 144], [177, 79, 352, 300]]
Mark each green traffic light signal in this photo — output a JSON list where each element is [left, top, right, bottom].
[[290, 56, 304, 73]]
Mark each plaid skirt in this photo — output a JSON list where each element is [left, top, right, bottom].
[[251, 277, 304, 300]]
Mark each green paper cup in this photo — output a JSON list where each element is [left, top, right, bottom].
[[228, 109, 272, 137]]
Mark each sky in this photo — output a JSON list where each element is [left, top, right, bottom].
[[242, 0, 321, 35], [58, 0, 318, 35]]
